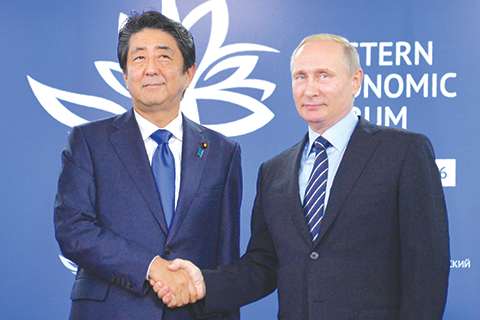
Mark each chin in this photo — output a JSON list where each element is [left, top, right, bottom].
[[301, 111, 328, 124]]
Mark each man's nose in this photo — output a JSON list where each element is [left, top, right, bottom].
[[304, 78, 320, 97], [145, 57, 159, 76]]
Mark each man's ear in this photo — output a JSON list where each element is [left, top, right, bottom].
[[123, 71, 129, 90], [351, 69, 363, 96], [184, 64, 197, 89]]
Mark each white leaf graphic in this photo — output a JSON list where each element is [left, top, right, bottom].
[[176, 0, 279, 136], [118, 12, 128, 32], [204, 55, 276, 101], [193, 89, 274, 136], [59, 255, 78, 275], [161, 0, 181, 22], [27, 76, 126, 127], [94, 61, 130, 98]]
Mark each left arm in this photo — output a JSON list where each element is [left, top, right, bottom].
[[398, 134, 450, 319], [216, 142, 242, 267], [210, 141, 242, 320]]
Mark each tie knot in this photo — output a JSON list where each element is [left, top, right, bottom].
[[151, 129, 172, 145], [312, 136, 330, 154]]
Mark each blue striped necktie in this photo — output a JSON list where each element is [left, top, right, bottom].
[[303, 136, 330, 242], [151, 129, 175, 229]]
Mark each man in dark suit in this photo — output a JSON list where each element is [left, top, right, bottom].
[[154, 34, 450, 319], [54, 11, 241, 320]]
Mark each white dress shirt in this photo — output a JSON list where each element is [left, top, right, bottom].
[[134, 110, 183, 210], [134, 110, 185, 279]]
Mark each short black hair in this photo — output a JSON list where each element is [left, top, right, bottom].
[[118, 10, 195, 74]]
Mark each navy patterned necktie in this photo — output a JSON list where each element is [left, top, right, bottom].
[[151, 129, 175, 229], [303, 136, 330, 242]]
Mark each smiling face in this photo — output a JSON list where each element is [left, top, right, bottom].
[[123, 28, 196, 125], [291, 40, 363, 133]]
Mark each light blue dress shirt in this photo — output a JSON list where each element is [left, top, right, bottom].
[[299, 109, 359, 209]]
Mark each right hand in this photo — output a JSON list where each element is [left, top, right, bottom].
[[151, 258, 205, 308], [148, 257, 198, 307]]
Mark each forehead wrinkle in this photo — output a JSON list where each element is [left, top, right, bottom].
[[155, 45, 174, 52], [131, 45, 174, 55], [313, 68, 333, 74], [293, 67, 333, 76]]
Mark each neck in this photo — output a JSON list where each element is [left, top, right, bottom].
[[310, 108, 353, 134], [133, 106, 180, 128]]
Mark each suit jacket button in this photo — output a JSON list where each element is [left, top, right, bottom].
[[126, 283, 132, 290], [110, 276, 116, 283], [310, 252, 319, 260], [165, 247, 173, 255]]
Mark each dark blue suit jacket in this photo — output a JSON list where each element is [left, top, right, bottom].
[[202, 117, 450, 319], [54, 109, 241, 319]]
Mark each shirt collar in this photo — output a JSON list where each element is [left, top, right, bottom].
[[307, 108, 359, 154], [134, 109, 183, 143]]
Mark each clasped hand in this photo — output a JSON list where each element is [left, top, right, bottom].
[[148, 257, 205, 308]]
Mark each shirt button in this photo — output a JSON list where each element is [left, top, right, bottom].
[[310, 252, 319, 260]]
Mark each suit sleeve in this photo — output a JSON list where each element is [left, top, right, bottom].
[[216, 142, 242, 267], [201, 163, 278, 314], [397, 134, 450, 319], [207, 142, 242, 320], [54, 126, 154, 295]]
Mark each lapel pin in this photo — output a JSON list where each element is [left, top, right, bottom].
[[197, 142, 208, 158]]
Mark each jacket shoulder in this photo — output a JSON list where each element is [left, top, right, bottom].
[[183, 114, 239, 150], [260, 136, 306, 173], [358, 117, 431, 143]]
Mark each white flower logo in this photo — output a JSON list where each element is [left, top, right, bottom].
[[27, 0, 278, 137]]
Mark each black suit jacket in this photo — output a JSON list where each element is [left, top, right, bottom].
[[202, 117, 450, 320]]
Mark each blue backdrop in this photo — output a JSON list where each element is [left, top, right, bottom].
[[1, 0, 478, 318]]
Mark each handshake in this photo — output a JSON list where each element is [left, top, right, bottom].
[[148, 257, 205, 308]]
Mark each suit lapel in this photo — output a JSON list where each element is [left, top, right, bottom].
[[167, 115, 208, 242], [108, 109, 169, 236], [281, 134, 314, 248], [314, 117, 381, 245]]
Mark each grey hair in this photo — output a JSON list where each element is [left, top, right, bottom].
[[290, 34, 360, 75]]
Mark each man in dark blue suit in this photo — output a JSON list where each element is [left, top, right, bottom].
[[54, 10, 241, 320], [154, 34, 450, 319]]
